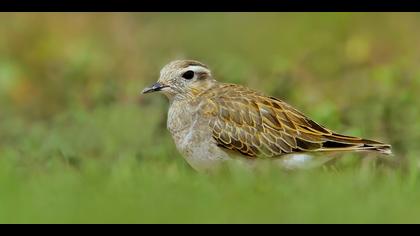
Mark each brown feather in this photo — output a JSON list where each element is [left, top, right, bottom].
[[200, 83, 392, 158]]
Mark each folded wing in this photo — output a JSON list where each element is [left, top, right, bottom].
[[203, 84, 391, 158]]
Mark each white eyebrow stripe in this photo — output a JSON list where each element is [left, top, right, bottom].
[[185, 65, 211, 74]]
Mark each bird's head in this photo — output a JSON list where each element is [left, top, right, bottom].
[[142, 60, 216, 101]]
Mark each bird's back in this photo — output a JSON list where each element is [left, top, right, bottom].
[[199, 82, 392, 159]]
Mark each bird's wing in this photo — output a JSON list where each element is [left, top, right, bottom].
[[203, 84, 390, 158]]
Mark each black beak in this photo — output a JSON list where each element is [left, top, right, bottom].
[[141, 82, 169, 94]]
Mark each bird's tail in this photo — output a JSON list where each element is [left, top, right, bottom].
[[317, 133, 392, 155]]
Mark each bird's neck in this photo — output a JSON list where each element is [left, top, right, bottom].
[[169, 79, 219, 104]]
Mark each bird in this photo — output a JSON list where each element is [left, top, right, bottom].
[[142, 60, 392, 173]]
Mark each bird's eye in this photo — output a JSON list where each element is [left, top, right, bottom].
[[182, 70, 195, 80]]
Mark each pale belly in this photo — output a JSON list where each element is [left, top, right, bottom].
[[172, 127, 333, 172], [170, 122, 231, 172], [169, 122, 334, 172]]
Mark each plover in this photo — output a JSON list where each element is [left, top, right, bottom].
[[142, 60, 391, 172]]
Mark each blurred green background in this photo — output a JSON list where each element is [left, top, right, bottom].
[[1, 13, 420, 223]]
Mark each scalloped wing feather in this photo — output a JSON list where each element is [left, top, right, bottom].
[[203, 83, 391, 158]]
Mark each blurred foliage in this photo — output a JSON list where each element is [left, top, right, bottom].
[[0, 13, 420, 223]]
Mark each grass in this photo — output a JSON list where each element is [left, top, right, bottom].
[[1, 153, 419, 224], [0, 105, 419, 224]]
